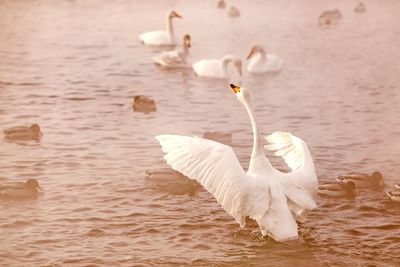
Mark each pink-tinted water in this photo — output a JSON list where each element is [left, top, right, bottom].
[[0, 0, 399, 266]]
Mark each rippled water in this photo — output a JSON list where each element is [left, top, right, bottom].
[[1, 0, 400, 266]]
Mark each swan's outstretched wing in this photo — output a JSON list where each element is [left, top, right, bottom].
[[156, 134, 270, 226], [264, 131, 313, 173], [264, 131, 318, 213]]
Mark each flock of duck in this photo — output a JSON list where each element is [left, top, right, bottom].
[[1, 0, 398, 242]]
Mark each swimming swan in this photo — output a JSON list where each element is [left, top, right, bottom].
[[156, 84, 318, 242], [192, 55, 242, 78], [153, 34, 191, 68], [139, 10, 182, 46], [247, 45, 282, 73]]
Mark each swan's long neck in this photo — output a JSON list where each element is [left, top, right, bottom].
[[182, 42, 189, 56], [220, 57, 232, 76], [166, 16, 175, 43], [241, 97, 266, 172]]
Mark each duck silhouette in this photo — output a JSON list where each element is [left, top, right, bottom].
[[0, 179, 43, 200], [132, 96, 156, 113], [4, 124, 42, 140], [318, 181, 356, 198], [336, 171, 384, 190]]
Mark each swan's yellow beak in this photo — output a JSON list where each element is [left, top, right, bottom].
[[230, 84, 240, 93]]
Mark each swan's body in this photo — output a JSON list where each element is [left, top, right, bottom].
[[4, 124, 42, 140], [318, 181, 355, 198], [153, 34, 191, 68], [0, 179, 42, 200], [139, 10, 182, 46], [247, 45, 282, 73], [156, 84, 318, 242], [192, 55, 242, 78], [336, 171, 383, 189], [387, 184, 400, 202]]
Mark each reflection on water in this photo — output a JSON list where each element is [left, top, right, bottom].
[[0, 0, 399, 266]]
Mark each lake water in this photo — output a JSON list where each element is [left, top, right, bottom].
[[0, 0, 399, 266]]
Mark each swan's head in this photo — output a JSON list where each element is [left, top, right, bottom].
[[230, 84, 250, 103], [168, 10, 182, 19], [183, 34, 191, 48], [247, 44, 265, 60], [234, 58, 242, 76]]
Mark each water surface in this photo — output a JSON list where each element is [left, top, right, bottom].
[[0, 0, 399, 266]]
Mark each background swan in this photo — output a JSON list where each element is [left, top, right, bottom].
[[247, 45, 282, 73], [155, 84, 318, 241], [153, 34, 191, 68], [192, 55, 242, 78], [139, 10, 182, 46]]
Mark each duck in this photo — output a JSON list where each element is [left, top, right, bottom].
[[387, 184, 400, 202], [155, 84, 318, 242], [192, 55, 242, 78], [318, 9, 342, 26], [318, 181, 356, 198], [336, 171, 384, 189], [139, 10, 182, 46], [0, 179, 43, 200], [217, 0, 226, 9], [246, 44, 283, 74], [203, 131, 232, 145], [354, 3, 366, 13], [152, 34, 191, 68], [145, 168, 200, 195], [227, 6, 240, 17], [4, 124, 42, 140], [132, 96, 156, 113]]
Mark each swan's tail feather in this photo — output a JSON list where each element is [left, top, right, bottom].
[[256, 197, 298, 242]]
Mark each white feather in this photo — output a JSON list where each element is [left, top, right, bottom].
[[156, 135, 270, 226]]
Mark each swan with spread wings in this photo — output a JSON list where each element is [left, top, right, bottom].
[[156, 84, 318, 242]]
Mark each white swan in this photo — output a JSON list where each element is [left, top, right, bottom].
[[247, 45, 283, 73], [156, 84, 318, 242], [192, 55, 242, 78], [152, 34, 191, 68], [139, 10, 182, 46]]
